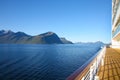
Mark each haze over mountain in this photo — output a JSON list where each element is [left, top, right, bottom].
[[60, 37, 73, 44], [0, 30, 73, 44]]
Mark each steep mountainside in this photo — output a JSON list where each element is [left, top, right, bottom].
[[0, 30, 72, 44]]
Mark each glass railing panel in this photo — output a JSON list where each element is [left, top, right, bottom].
[[112, 24, 120, 38]]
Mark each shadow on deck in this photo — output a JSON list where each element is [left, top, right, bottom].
[[97, 48, 120, 80]]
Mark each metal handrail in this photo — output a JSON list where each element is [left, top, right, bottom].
[[67, 46, 106, 80]]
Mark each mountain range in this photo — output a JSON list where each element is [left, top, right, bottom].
[[0, 30, 73, 44]]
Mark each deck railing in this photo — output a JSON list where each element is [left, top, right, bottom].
[[67, 46, 106, 80]]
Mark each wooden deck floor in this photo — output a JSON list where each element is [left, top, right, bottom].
[[97, 48, 120, 80]]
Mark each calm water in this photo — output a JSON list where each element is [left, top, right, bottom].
[[0, 44, 102, 80]]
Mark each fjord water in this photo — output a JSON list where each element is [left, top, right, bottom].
[[0, 44, 102, 80]]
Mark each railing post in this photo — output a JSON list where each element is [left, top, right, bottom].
[[96, 58, 98, 73], [101, 46, 105, 66], [81, 77, 84, 80], [90, 66, 93, 80], [94, 76, 99, 80], [101, 58, 104, 66]]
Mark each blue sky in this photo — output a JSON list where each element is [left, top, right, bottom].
[[0, 0, 111, 43]]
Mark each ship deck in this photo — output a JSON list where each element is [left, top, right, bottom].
[[97, 48, 120, 80]]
